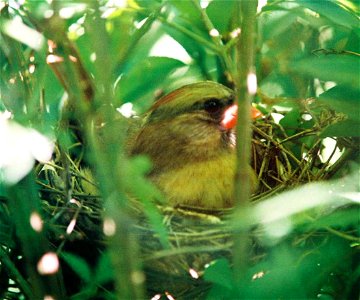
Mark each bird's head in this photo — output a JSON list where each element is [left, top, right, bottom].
[[130, 81, 260, 172]]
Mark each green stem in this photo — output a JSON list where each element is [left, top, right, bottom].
[[233, 0, 258, 285], [190, 0, 235, 79], [38, 2, 146, 297]]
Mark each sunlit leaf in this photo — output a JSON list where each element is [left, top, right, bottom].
[[0, 117, 54, 185], [1, 18, 45, 50]]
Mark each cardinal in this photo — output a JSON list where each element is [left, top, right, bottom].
[[129, 81, 261, 210]]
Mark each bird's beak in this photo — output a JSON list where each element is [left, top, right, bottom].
[[221, 104, 262, 130]]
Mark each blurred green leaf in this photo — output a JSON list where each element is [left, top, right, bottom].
[[204, 258, 234, 298], [345, 28, 360, 53], [61, 252, 92, 283], [261, 10, 298, 40], [94, 252, 114, 285], [321, 119, 360, 137], [0, 202, 14, 248], [206, 0, 236, 36], [0, 18, 45, 50], [115, 56, 185, 109], [243, 248, 305, 298], [234, 172, 359, 229], [319, 85, 360, 120], [280, 108, 301, 136], [305, 205, 360, 230], [161, 1, 218, 81], [291, 55, 360, 88], [243, 235, 352, 299], [260, 72, 300, 98], [167, 0, 206, 33], [318, 83, 360, 138], [297, 0, 359, 29], [124, 156, 169, 248]]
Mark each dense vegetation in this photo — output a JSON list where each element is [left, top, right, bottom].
[[0, 0, 359, 299]]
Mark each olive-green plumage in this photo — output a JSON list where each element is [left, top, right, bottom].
[[129, 81, 257, 209]]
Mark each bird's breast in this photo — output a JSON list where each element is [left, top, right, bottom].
[[151, 153, 235, 209]]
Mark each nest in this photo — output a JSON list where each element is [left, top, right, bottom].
[[36, 107, 356, 298]]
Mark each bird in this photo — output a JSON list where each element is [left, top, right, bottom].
[[128, 81, 261, 210]]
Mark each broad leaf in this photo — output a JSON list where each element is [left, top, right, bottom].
[[291, 55, 360, 89]]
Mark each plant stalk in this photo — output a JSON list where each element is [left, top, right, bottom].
[[233, 0, 258, 286]]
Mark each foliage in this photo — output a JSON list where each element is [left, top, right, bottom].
[[0, 0, 359, 299]]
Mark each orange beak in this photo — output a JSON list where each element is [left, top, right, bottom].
[[221, 104, 262, 130]]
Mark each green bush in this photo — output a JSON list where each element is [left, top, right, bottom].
[[0, 0, 359, 299]]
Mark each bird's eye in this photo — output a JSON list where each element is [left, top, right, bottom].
[[203, 99, 223, 114]]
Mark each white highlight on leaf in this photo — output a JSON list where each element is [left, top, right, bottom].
[[2, 18, 45, 50], [230, 28, 241, 39], [257, 0, 268, 12], [59, 4, 87, 19], [66, 219, 77, 235], [209, 28, 220, 37], [0, 115, 54, 184], [117, 102, 135, 118], [149, 35, 192, 64], [200, 0, 211, 9], [189, 268, 200, 279]]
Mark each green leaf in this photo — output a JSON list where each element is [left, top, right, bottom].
[[115, 56, 185, 109], [168, 0, 205, 31], [261, 10, 298, 41], [319, 85, 360, 120], [203, 258, 234, 290], [0, 202, 14, 248], [260, 72, 300, 98], [206, 0, 236, 35], [345, 28, 360, 53], [291, 55, 360, 88], [279, 108, 301, 136], [296, 0, 359, 29], [124, 156, 170, 248], [321, 119, 360, 137], [306, 205, 360, 229], [94, 252, 114, 285], [61, 252, 92, 283]]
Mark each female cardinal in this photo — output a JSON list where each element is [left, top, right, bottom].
[[129, 81, 260, 209]]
